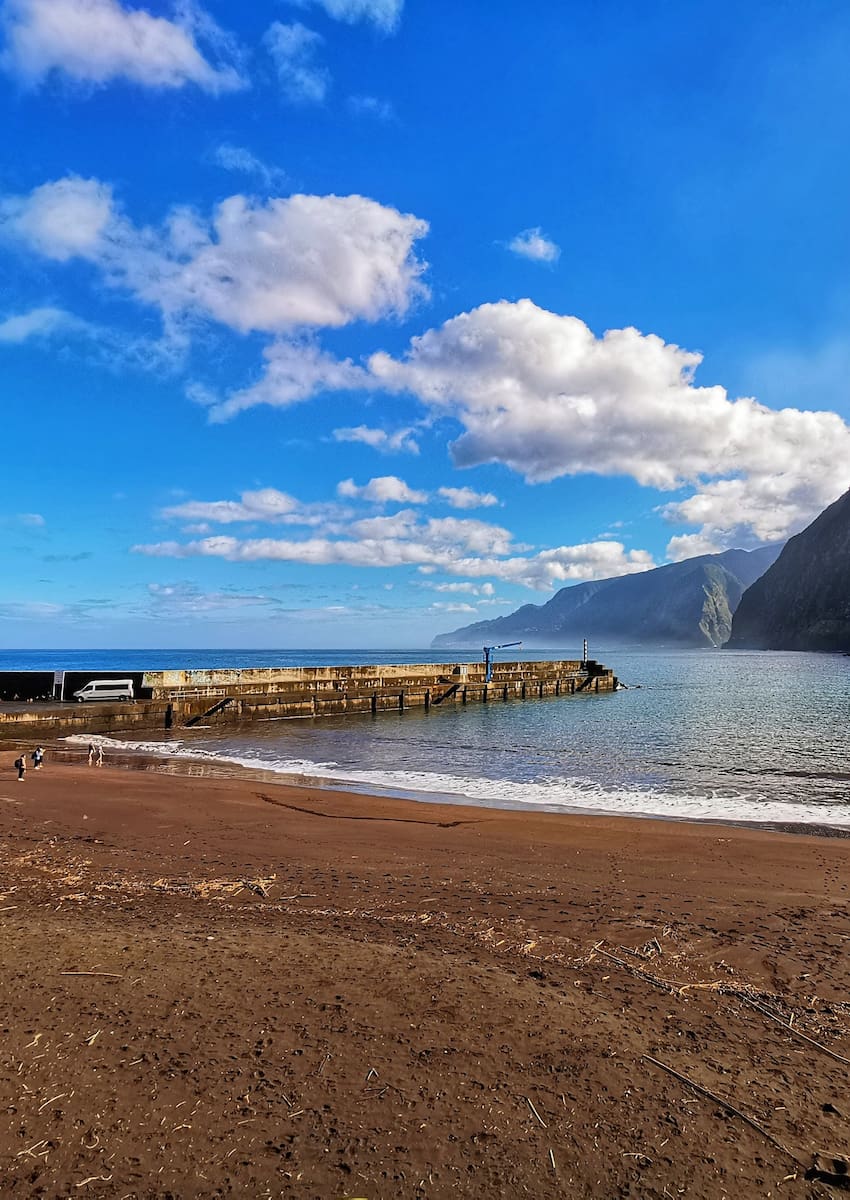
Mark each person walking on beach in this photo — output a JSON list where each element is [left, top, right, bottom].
[[87, 742, 95, 766], [95, 744, 104, 767], [14, 754, 26, 782], [31, 746, 44, 770]]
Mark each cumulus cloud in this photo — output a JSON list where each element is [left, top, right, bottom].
[[659, 474, 823, 556], [149, 479, 656, 589], [1, 0, 244, 92], [136, 480, 655, 589], [426, 581, 496, 596], [288, 0, 403, 32], [161, 487, 347, 528], [193, 340, 366, 422], [437, 486, 498, 509], [508, 227, 560, 263], [264, 21, 329, 104], [368, 298, 850, 552], [332, 424, 420, 454], [0, 175, 114, 261], [1, 176, 429, 338], [0, 306, 74, 342], [148, 193, 428, 333], [208, 143, 288, 190], [337, 475, 428, 504], [135, 532, 654, 589]]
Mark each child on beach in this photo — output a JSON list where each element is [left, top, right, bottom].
[[87, 743, 95, 766], [31, 746, 44, 770], [96, 745, 104, 767], [14, 755, 25, 782]]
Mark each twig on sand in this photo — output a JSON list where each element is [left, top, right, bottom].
[[642, 1054, 802, 1165], [75, 1176, 113, 1188], [525, 1096, 548, 1129], [280, 892, 317, 902], [83, 1031, 102, 1046], [60, 971, 121, 979], [365, 1067, 379, 1082], [548, 1148, 557, 1173], [17, 1139, 48, 1158], [37, 1093, 66, 1112], [592, 947, 677, 995], [732, 993, 850, 1067]]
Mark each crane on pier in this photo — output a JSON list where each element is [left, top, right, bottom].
[[483, 641, 522, 683]]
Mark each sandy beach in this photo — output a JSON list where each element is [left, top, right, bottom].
[[1, 753, 849, 1198]]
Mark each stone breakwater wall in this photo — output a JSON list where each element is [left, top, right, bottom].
[[0, 659, 617, 739]]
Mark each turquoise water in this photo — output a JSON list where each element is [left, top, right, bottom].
[[51, 647, 850, 828]]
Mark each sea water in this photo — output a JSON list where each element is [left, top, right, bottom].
[[10, 646, 846, 828]]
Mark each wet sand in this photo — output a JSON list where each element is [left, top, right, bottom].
[[1, 754, 849, 1198]]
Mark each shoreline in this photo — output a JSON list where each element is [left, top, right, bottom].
[[18, 737, 850, 840]]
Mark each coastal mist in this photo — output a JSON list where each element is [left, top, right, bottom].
[[29, 647, 850, 829]]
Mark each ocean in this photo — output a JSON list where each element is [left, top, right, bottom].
[[5, 648, 850, 828]]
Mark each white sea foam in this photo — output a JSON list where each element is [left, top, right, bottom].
[[61, 733, 850, 829]]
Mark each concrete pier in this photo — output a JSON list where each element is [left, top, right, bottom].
[[0, 659, 617, 740]]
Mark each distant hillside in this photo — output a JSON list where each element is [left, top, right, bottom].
[[726, 489, 850, 651], [432, 546, 782, 649]]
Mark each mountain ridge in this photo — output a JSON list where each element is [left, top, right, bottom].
[[432, 545, 783, 648]]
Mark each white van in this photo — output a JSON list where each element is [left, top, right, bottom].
[[73, 679, 135, 703]]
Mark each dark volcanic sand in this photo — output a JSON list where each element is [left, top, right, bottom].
[[1, 755, 850, 1198]]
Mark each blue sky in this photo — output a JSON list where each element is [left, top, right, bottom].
[[1, 0, 849, 648]]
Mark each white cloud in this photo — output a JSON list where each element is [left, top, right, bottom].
[[288, 0, 403, 32], [0, 306, 73, 342], [18, 512, 46, 526], [194, 340, 366, 422], [427, 581, 495, 596], [369, 298, 850, 552], [337, 475, 428, 504], [429, 601, 477, 614], [0, 175, 114, 261], [508, 227, 560, 263], [136, 480, 654, 589], [208, 143, 287, 190], [2, 176, 429, 338], [144, 479, 656, 590], [659, 474, 820, 557], [332, 424, 420, 454], [437, 486, 499, 509], [161, 487, 347, 528], [264, 21, 329, 104], [134, 532, 655, 590], [1, 0, 244, 93], [151, 193, 428, 333], [347, 94, 395, 120], [665, 532, 724, 562]]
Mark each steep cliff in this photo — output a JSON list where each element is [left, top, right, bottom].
[[726, 489, 850, 651], [432, 545, 782, 648]]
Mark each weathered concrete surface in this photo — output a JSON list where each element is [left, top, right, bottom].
[[0, 659, 617, 740]]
